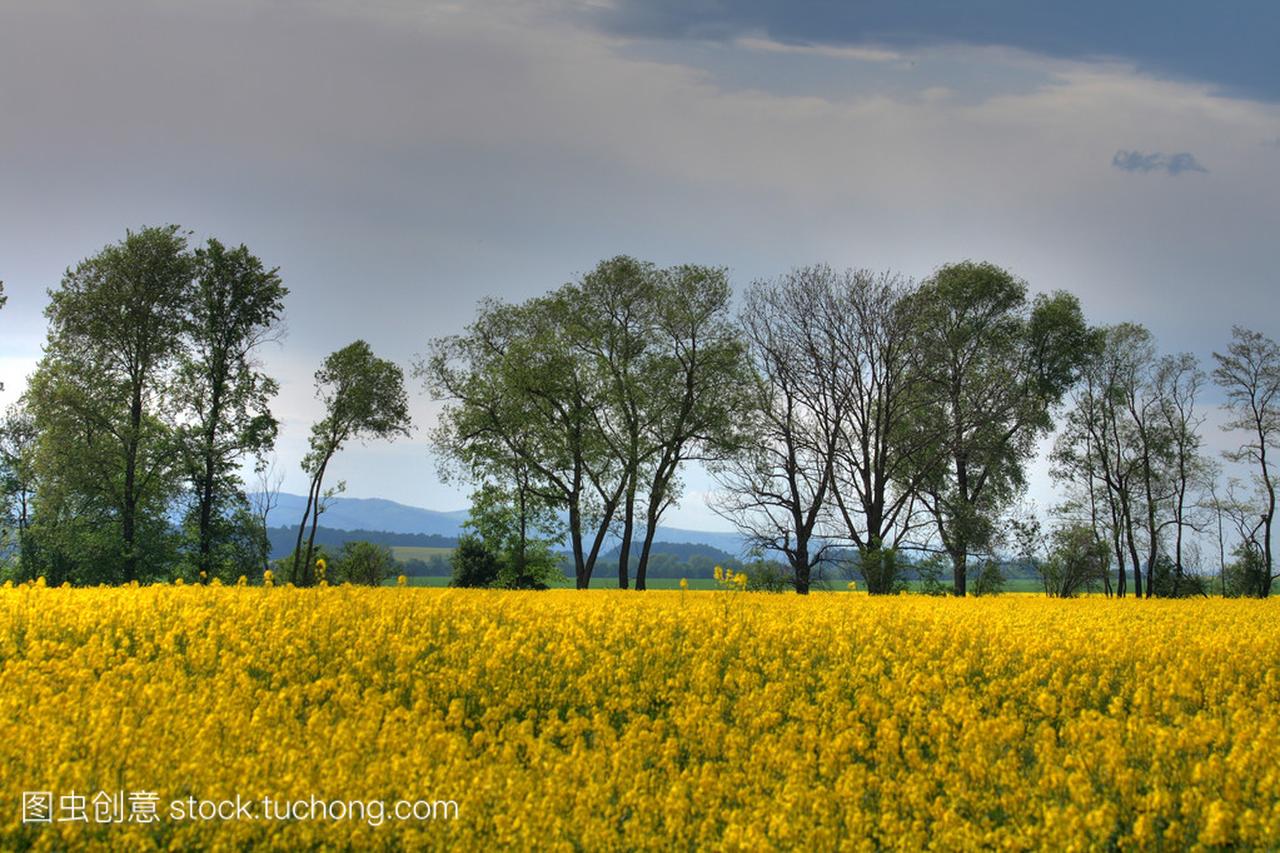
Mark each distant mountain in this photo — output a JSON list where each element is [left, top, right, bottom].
[[257, 493, 470, 537], [266, 526, 459, 559], [255, 493, 747, 554]]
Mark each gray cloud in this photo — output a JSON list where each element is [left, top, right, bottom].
[[1111, 150, 1208, 175], [590, 0, 1280, 103], [0, 0, 1276, 527]]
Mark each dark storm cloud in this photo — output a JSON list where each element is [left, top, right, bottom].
[[591, 0, 1280, 102], [1111, 150, 1208, 176]]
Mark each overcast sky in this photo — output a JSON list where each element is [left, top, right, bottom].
[[1, 0, 1277, 529]]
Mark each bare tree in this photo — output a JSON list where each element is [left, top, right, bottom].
[[825, 269, 934, 593], [1213, 327, 1280, 596], [1153, 352, 1206, 592], [713, 267, 933, 593], [250, 453, 284, 573], [711, 267, 844, 593]]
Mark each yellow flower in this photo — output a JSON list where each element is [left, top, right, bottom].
[[0, 588, 1272, 850]]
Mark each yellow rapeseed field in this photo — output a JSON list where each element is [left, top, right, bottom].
[[0, 584, 1278, 850]]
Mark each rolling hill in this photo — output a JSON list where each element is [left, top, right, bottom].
[[257, 493, 748, 555]]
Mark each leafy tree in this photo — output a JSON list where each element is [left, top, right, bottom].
[[462, 481, 562, 589], [742, 558, 792, 593], [450, 534, 502, 588], [178, 500, 270, 583], [273, 545, 330, 586], [26, 226, 191, 583], [291, 341, 411, 585], [1223, 542, 1268, 598], [425, 259, 751, 591], [177, 239, 286, 581], [0, 404, 38, 571], [905, 261, 1089, 595], [854, 547, 906, 595], [334, 540, 397, 586], [1040, 523, 1110, 597], [564, 257, 658, 589], [424, 296, 623, 589], [971, 559, 1006, 596], [1212, 327, 1280, 597], [630, 265, 754, 589]]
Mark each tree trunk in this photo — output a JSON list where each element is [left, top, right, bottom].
[[1123, 506, 1143, 598], [291, 476, 318, 583], [793, 542, 811, 595], [196, 382, 224, 582], [636, 516, 657, 592], [568, 502, 587, 589], [122, 383, 143, 582], [952, 549, 967, 597], [302, 457, 330, 586], [617, 473, 635, 589]]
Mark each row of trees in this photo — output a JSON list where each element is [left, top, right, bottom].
[[1, 231, 1275, 595], [0, 226, 411, 585], [430, 258, 1277, 597]]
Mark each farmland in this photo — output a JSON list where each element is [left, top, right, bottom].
[[2, 585, 1277, 849]]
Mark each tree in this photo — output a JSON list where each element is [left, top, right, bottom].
[[825, 269, 935, 594], [712, 267, 842, 593], [1040, 523, 1110, 597], [423, 296, 623, 589], [713, 266, 930, 594], [1051, 324, 1152, 597], [26, 226, 191, 583], [630, 265, 753, 590], [0, 404, 38, 571], [905, 261, 1089, 595], [461, 482, 562, 589], [291, 341, 411, 585], [424, 260, 751, 591], [564, 257, 659, 590], [1212, 327, 1280, 597], [177, 238, 286, 581], [450, 534, 502, 588], [1152, 352, 1206, 593], [249, 455, 285, 574], [334, 540, 397, 586]]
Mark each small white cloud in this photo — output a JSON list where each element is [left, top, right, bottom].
[[734, 35, 902, 63]]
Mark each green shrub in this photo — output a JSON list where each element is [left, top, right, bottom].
[[335, 540, 397, 586], [743, 560, 791, 593], [450, 534, 502, 588], [972, 558, 1005, 596]]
